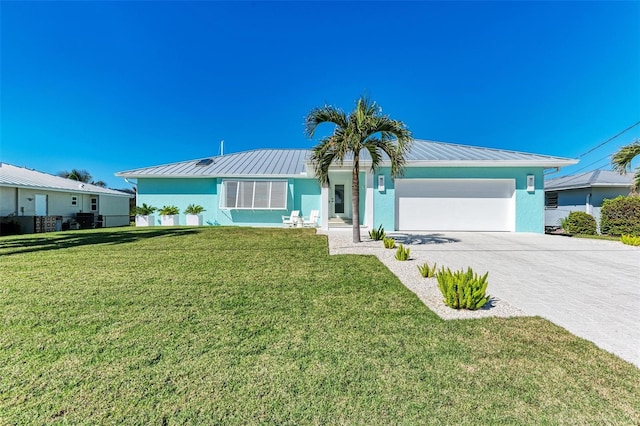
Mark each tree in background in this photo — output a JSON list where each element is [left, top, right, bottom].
[[57, 169, 107, 188], [611, 139, 640, 193], [305, 95, 412, 243]]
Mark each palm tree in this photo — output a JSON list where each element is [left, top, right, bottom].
[[57, 169, 107, 188], [611, 139, 640, 193], [305, 96, 412, 243]]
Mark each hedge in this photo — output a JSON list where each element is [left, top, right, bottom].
[[565, 211, 597, 235], [600, 196, 640, 236]]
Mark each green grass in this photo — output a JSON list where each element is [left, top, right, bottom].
[[572, 234, 622, 241], [1, 227, 639, 424]]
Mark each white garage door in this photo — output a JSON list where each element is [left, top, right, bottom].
[[395, 179, 515, 231]]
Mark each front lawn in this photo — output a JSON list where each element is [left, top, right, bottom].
[[1, 227, 639, 424]]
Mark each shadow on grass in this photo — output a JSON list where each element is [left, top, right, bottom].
[[0, 227, 199, 256], [388, 233, 460, 245]]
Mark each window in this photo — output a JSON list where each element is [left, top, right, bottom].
[[545, 192, 558, 209], [71, 196, 77, 206], [91, 197, 97, 211], [221, 180, 287, 209]]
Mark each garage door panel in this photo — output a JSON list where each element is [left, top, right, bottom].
[[395, 179, 515, 231]]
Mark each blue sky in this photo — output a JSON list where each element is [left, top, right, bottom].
[[1, 1, 639, 188]]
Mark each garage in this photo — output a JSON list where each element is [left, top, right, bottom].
[[395, 179, 515, 231]]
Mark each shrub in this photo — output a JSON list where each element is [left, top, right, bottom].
[[564, 211, 596, 235], [369, 224, 386, 240], [559, 216, 570, 232], [383, 237, 396, 249], [133, 203, 156, 216], [185, 204, 206, 215], [417, 262, 437, 278], [395, 244, 410, 261], [621, 234, 640, 246], [436, 267, 490, 310], [159, 205, 180, 216], [600, 196, 640, 236]]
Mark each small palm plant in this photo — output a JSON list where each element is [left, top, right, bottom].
[[185, 204, 206, 215], [159, 205, 180, 216], [133, 203, 156, 216]]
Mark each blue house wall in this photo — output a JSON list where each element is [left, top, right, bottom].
[[137, 177, 320, 227], [137, 168, 547, 232]]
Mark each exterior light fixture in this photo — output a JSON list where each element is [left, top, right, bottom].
[[526, 175, 535, 192]]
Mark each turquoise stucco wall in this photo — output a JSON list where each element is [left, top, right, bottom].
[[137, 177, 321, 227], [137, 178, 218, 225], [136, 168, 545, 232], [294, 178, 322, 221], [372, 167, 545, 233]]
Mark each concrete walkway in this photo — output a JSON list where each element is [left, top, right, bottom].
[[324, 229, 640, 368]]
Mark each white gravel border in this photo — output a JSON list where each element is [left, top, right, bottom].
[[320, 229, 528, 320]]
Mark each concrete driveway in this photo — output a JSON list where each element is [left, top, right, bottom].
[[383, 231, 640, 368]]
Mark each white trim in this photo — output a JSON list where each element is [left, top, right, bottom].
[[320, 185, 329, 230], [365, 171, 374, 228]]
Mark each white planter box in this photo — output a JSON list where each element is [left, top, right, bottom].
[[185, 214, 203, 226], [135, 214, 155, 227], [160, 215, 180, 226]]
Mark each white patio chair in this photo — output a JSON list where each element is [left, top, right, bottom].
[[302, 210, 320, 228], [281, 210, 300, 228]]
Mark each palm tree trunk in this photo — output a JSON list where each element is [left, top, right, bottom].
[[352, 154, 361, 243]]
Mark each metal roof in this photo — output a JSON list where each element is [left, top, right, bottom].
[[116, 140, 577, 178], [356, 139, 577, 167], [116, 149, 310, 178], [545, 170, 633, 191], [0, 163, 132, 197]]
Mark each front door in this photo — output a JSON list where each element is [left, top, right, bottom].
[[330, 178, 351, 219], [334, 185, 345, 215]]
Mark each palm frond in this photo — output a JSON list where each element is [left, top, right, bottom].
[[612, 140, 640, 192], [310, 137, 340, 185], [305, 105, 348, 138], [611, 140, 640, 174]]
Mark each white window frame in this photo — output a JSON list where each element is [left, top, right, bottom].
[[220, 180, 288, 210], [71, 196, 77, 206]]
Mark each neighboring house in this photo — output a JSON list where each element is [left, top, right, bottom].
[[0, 162, 132, 233], [116, 140, 576, 233], [544, 169, 633, 230]]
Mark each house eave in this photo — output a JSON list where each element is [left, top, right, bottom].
[[546, 183, 633, 192], [0, 182, 132, 197]]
